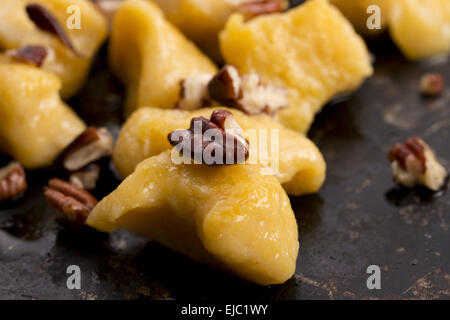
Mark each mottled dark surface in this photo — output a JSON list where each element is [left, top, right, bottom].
[[1, 1, 449, 300]]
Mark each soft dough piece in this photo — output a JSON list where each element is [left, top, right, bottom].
[[332, 0, 450, 60], [330, 0, 390, 36], [0, 0, 108, 99], [389, 0, 450, 60], [0, 59, 86, 169], [88, 150, 299, 285], [150, 0, 235, 61], [113, 107, 326, 196], [150, 0, 289, 62], [220, 0, 373, 133], [109, 0, 218, 116]]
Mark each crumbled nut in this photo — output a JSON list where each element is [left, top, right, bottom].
[[69, 163, 101, 190], [58, 127, 114, 172], [168, 110, 249, 165], [175, 74, 214, 110], [239, 73, 288, 115], [91, 0, 122, 24], [420, 73, 444, 96], [26, 3, 81, 57], [44, 178, 98, 229], [388, 137, 448, 191], [227, 0, 287, 16], [0, 163, 27, 202], [5, 45, 48, 67], [210, 109, 247, 147], [208, 65, 242, 105], [208, 65, 287, 115]]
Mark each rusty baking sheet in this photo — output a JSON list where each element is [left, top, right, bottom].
[[0, 1, 449, 300]]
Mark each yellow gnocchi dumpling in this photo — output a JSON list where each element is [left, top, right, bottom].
[[113, 107, 326, 196], [0, 0, 108, 99], [389, 0, 450, 60], [109, 0, 218, 116], [150, 0, 289, 61], [331, 0, 450, 60], [0, 59, 86, 169], [88, 150, 299, 285], [220, 0, 373, 133], [330, 0, 390, 36]]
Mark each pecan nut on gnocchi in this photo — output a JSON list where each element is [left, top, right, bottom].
[[113, 107, 326, 196]]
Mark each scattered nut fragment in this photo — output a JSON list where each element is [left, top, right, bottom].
[[5, 45, 48, 67], [208, 65, 287, 115], [0, 163, 27, 202], [227, 0, 288, 16], [239, 73, 288, 115], [175, 74, 214, 110], [420, 73, 444, 96], [388, 137, 448, 191], [58, 127, 114, 172], [44, 178, 98, 229], [208, 65, 243, 105], [91, 0, 123, 24], [168, 110, 249, 165], [26, 3, 81, 57], [69, 164, 101, 190]]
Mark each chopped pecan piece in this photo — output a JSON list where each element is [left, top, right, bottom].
[[91, 0, 122, 24], [58, 127, 114, 172], [168, 110, 249, 165], [44, 178, 98, 229], [69, 163, 101, 190], [388, 137, 448, 191], [227, 0, 287, 16], [175, 74, 214, 110], [0, 163, 27, 202], [208, 65, 287, 115], [6, 45, 48, 67], [26, 3, 81, 57], [420, 73, 444, 96], [208, 65, 242, 105]]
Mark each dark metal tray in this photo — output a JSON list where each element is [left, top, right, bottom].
[[0, 1, 449, 300]]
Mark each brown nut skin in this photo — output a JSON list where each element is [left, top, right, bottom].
[[0, 163, 27, 202], [7, 45, 48, 67], [44, 178, 98, 229], [388, 137, 426, 173], [208, 65, 243, 105], [210, 109, 233, 128], [420, 73, 444, 97], [25, 3, 81, 57], [388, 137, 448, 191], [238, 0, 288, 17], [168, 110, 249, 165]]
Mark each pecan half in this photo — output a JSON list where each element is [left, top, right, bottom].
[[0, 163, 27, 202], [58, 127, 114, 172], [388, 137, 448, 191], [44, 178, 98, 229], [26, 3, 81, 57], [175, 74, 214, 110], [208, 65, 287, 115], [420, 73, 444, 97], [168, 110, 249, 165], [6, 45, 48, 67]]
